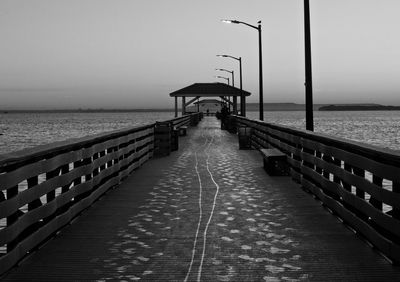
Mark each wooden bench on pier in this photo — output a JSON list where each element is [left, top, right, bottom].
[[260, 148, 289, 176]]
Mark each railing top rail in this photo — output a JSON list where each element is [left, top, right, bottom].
[[0, 112, 201, 169], [233, 115, 400, 166], [0, 123, 154, 169], [163, 112, 198, 124]]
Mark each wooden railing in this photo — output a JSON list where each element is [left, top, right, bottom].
[[234, 115, 400, 264], [166, 112, 203, 128], [0, 113, 201, 274]]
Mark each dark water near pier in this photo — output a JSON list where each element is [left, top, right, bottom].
[[0, 111, 399, 155]]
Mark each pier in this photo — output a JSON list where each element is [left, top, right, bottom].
[[1, 114, 400, 281]]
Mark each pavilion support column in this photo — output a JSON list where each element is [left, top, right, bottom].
[[174, 97, 178, 117], [233, 97, 238, 114], [240, 95, 246, 117], [182, 97, 186, 115]]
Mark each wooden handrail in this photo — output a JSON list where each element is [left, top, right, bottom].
[[0, 112, 202, 274], [233, 114, 400, 264]]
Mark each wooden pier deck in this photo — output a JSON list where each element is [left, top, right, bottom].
[[2, 117, 400, 281]]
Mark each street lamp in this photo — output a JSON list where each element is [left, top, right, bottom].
[[215, 68, 234, 86], [222, 19, 264, 120], [304, 0, 314, 131], [217, 54, 245, 116], [216, 69, 235, 113], [215, 75, 230, 85], [215, 75, 230, 111]]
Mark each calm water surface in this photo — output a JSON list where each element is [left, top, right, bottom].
[[0, 112, 173, 155], [247, 110, 400, 152], [1, 111, 399, 155]]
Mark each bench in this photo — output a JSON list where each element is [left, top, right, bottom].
[[260, 148, 289, 176], [178, 126, 188, 136]]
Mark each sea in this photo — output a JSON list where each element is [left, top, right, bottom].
[[0, 110, 400, 156]]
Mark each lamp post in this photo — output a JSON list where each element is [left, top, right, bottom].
[[304, 0, 314, 131], [215, 75, 230, 85], [217, 54, 245, 116], [215, 68, 234, 86], [222, 19, 263, 120], [215, 75, 230, 111], [216, 68, 236, 114]]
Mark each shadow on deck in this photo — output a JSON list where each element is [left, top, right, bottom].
[[2, 117, 400, 281]]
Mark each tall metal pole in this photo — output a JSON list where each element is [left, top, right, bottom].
[[304, 0, 314, 131], [258, 21, 264, 121], [239, 57, 245, 116]]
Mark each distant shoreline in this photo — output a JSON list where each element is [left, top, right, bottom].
[[319, 105, 400, 111]]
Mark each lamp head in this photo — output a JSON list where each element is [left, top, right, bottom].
[[221, 19, 240, 24]]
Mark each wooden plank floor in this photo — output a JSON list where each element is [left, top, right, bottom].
[[2, 117, 400, 281]]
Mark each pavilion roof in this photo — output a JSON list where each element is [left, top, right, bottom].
[[169, 82, 251, 97]]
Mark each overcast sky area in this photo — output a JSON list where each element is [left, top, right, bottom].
[[1, 0, 400, 110]]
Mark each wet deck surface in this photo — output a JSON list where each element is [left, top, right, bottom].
[[3, 117, 400, 281]]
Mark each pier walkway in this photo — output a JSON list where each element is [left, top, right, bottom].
[[3, 117, 400, 281]]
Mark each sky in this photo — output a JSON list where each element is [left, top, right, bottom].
[[1, 0, 400, 110]]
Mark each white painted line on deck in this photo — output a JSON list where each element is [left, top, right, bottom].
[[184, 132, 211, 282], [197, 131, 219, 282]]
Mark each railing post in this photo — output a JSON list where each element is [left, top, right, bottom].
[[342, 163, 352, 192], [353, 167, 365, 200], [93, 153, 99, 177], [46, 168, 59, 203], [73, 160, 83, 186], [332, 158, 341, 185], [61, 164, 70, 193], [322, 154, 332, 179], [6, 183, 19, 252], [315, 151, 322, 174], [44, 167, 60, 223], [27, 176, 42, 210], [99, 151, 106, 171], [321, 154, 340, 200], [106, 147, 113, 169], [353, 166, 368, 220], [370, 175, 383, 211], [392, 182, 400, 219]]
